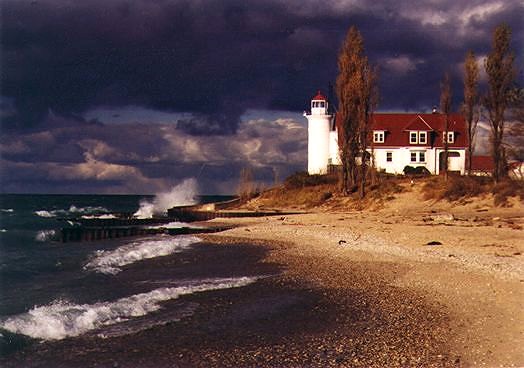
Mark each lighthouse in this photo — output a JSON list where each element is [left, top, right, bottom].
[[304, 91, 334, 175]]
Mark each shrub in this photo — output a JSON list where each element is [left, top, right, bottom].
[[492, 179, 524, 206], [403, 166, 431, 176], [443, 176, 483, 201], [284, 171, 337, 189]]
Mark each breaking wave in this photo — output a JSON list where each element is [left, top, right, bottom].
[[84, 236, 201, 275], [1, 208, 14, 213], [35, 230, 57, 242], [0, 276, 258, 340], [35, 205, 111, 218], [134, 178, 198, 219]]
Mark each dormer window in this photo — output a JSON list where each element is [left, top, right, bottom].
[[443, 131, 454, 143], [409, 131, 428, 144], [373, 130, 385, 143]]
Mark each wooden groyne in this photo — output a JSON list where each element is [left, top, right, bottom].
[[61, 223, 234, 243], [59, 197, 303, 242]]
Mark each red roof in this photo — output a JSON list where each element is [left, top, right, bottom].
[[336, 112, 467, 149], [312, 90, 327, 101], [471, 156, 494, 171]]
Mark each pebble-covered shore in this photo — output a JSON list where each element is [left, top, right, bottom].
[[202, 204, 523, 367]]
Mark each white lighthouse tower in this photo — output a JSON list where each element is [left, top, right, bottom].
[[304, 91, 334, 175]]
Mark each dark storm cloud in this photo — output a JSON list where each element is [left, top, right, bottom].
[[2, 0, 523, 129], [1, 0, 523, 193]]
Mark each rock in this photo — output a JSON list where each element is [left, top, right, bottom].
[[426, 241, 442, 246]]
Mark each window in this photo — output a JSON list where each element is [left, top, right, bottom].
[[373, 131, 385, 143], [410, 151, 426, 163], [419, 131, 427, 144], [386, 152, 392, 162], [320, 102, 325, 108], [410, 132, 418, 144], [443, 131, 454, 143]]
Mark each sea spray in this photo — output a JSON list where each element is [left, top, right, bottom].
[[0, 276, 259, 340], [133, 178, 198, 218]]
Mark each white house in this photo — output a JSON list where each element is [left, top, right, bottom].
[[305, 92, 468, 175]]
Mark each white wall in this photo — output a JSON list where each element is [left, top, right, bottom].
[[328, 131, 341, 166], [307, 115, 331, 174], [371, 148, 466, 175]]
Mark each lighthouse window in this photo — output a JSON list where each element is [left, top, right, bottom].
[[320, 102, 325, 108]]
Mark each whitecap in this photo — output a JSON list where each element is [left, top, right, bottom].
[[34, 210, 56, 218], [81, 214, 117, 219], [84, 235, 201, 274], [0, 276, 258, 340], [69, 205, 110, 214], [1, 209, 14, 213], [35, 229, 57, 242], [0, 229, 7, 233]]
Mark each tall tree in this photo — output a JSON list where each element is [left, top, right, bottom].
[[462, 50, 479, 175], [440, 72, 452, 180], [336, 26, 376, 197], [484, 23, 516, 182]]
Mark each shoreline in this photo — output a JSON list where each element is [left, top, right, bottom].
[[201, 200, 523, 367]]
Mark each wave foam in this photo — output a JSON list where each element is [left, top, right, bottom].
[[34, 210, 56, 218], [35, 206, 112, 218], [84, 236, 200, 274], [81, 214, 117, 219], [0, 276, 258, 340], [35, 230, 57, 242], [1, 208, 14, 213]]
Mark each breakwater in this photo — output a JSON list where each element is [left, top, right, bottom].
[[60, 199, 302, 242]]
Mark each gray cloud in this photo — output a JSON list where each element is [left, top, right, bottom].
[[0, 114, 306, 194]]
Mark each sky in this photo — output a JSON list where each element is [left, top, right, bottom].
[[1, 0, 523, 194]]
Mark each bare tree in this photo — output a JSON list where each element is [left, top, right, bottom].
[[440, 72, 452, 180], [462, 50, 479, 175], [237, 167, 255, 200], [484, 23, 516, 182], [508, 88, 524, 166], [336, 26, 377, 197]]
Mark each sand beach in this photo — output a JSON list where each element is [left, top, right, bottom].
[[200, 185, 524, 367]]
